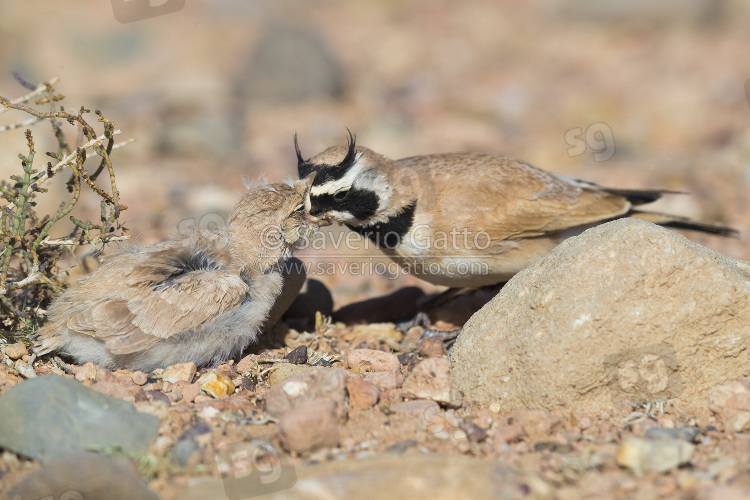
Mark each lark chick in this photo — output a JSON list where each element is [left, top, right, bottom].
[[33, 177, 318, 372], [296, 133, 737, 287]]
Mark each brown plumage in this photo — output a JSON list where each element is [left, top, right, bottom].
[[297, 133, 738, 287], [33, 177, 318, 372]]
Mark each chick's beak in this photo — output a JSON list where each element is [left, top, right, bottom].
[[305, 211, 332, 227]]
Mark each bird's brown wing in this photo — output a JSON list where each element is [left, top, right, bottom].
[[67, 270, 249, 355], [417, 154, 633, 240], [482, 184, 630, 239]]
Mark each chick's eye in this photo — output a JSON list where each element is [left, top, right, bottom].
[[294, 202, 304, 212], [333, 189, 350, 202]]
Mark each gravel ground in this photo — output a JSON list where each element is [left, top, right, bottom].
[[1, 1, 749, 498]]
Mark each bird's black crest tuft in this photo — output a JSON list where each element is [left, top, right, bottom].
[[296, 130, 359, 183], [294, 132, 305, 167], [340, 128, 357, 170]]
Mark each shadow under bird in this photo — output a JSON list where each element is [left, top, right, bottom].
[[296, 132, 738, 288], [33, 176, 319, 372]]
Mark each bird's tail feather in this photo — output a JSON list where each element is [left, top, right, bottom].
[[628, 210, 739, 238], [602, 188, 685, 206]]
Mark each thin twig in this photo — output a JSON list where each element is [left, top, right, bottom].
[[0, 130, 122, 211], [0, 116, 44, 132], [111, 138, 135, 151], [41, 235, 130, 247], [0, 268, 40, 296], [0, 76, 60, 115]]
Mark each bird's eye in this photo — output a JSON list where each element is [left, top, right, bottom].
[[294, 202, 304, 212], [333, 189, 350, 202]]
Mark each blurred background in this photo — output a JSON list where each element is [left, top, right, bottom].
[[0, 0, 748, 308]]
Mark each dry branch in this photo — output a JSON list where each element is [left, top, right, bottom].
[[0, 75, 131, 342]]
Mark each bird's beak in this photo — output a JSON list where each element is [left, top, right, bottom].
[[308, 215, 332, 227], [301, 172, 331, 227], [302, 172, 315, 214]]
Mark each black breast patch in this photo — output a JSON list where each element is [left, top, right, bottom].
[[347, 201, 417, 250]]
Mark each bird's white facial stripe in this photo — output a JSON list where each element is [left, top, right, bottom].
[[310, 154, 364, 196], [325, 210, 354, 222]]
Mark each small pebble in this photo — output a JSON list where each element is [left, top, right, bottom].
[[397, 352, 417, 365], [644, 426, 700, 443], [265, 367, 349, 421], [401, 358, 462, 408], [285, 345, 308, 365], [267, 363, 310, 386], [389, 400, 440, 417], [278, 398, 340, 453], [144, 390, 171, 406], [364, 368, 405, 391], [347, 349, 400, 373], [386, 439, 418, 454], [197, 372, 235, 398], [417, 336, 445, 358], [4, 342, 28, 361], [513, 410, 561, 441], [475, 408, 494, 430], [400, 326, 425, 350], [236, 355, 258, 374], [346, 378, 380, 408], [163, 362, 197, 384], [181, 382, 201, 403], [463, 422, 489, 443], [493, 423, 526, 446], [617, 436, 694, 474], [72, 362, 98, 383], [577, 417, 592, 430], [709, 380, 750, 432], [132, 371, 148, 386]]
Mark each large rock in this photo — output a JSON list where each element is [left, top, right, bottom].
[[451, 219, 750, 416], [0, 375, 160, 462], [180, 454, 551, 500], [8, 451, 158, 500]]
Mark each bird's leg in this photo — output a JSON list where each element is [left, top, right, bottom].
[[397, 310, 460, 352], [421, 328, 462, 352], [396, 311, 431, 332], [405, 283, 507, 352], [395, 288, 467, 332]]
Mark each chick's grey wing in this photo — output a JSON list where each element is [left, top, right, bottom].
[[66, 269, 250, 355]]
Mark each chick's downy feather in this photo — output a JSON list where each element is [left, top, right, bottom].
[[33, 180, 314, 372]]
